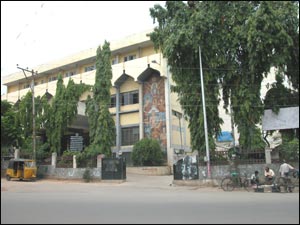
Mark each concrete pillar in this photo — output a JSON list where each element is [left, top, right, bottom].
[[73, 155, 77, 168], [51, 152, 57, 168], [97, 154, 105, 168], [265, 147, 272, 164], [139, 84, 144, 139], [14, 148, 20, 159], [164, 63, 173, 168], [115, 86, 121, 156]]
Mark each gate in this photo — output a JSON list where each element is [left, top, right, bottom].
[[173, 155, 199, 180], [101, 157, 126, 180]]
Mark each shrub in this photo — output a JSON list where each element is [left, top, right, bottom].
[[132, 138, 164, 166], [83, 168, 92, 182]]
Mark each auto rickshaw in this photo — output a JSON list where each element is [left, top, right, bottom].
[[6, 158, 37, 181]]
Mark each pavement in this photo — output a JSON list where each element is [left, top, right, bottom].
[[3, 173, 297, 193], [1, 173, 224, 193]]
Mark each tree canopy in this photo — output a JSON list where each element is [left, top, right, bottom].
[[149, 1, 299, 156], [85, 41, 116, 157], [1, 100, 21, 148], [45, 76, 89, 155]]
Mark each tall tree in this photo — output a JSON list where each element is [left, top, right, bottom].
[[46, 75, 66, 155], [17, 92, 48, 146], [45, 76, 89, 155], [149, 1, 299, 155], [86, 41, 116, 157]]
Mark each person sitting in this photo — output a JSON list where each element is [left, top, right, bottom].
[[264, 167, 275, 184], [250, 170, 260, 185]]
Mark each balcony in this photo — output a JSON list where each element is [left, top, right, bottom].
[[2, 53, 163, 103]]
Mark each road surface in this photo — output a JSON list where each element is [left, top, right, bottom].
[[1, 174, 299, 224]]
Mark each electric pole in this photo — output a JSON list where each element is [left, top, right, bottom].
[[199, 46, 211, 178], [17, 65, 37, 161]]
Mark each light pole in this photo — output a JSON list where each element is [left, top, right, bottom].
[[17, 65, 37, 161], [198, 46, 211, 178]]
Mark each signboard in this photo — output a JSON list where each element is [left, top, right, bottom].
[[262, 107, 299, 131], [70, 133, 83, 151], [217, 131, 233, 142]]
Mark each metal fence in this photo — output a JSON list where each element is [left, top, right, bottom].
[[199, 150, 266, 166]]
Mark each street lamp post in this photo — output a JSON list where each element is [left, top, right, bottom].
[[198, 45, 211, 178], [17, 65, 37, 161]]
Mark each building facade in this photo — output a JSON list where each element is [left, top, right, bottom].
[[2, 29, 192, 166], [2, 28, 282, 166]]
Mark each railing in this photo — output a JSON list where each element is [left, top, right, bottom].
[[201, 150, 266, 166]]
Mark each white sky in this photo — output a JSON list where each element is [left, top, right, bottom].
[[1, 1, 165, 95]]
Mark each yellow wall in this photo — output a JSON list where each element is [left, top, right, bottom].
[[120, 112, 139, 125], [110, 87, 116, 95], [120, 77, 139, 93], [141, 46, 156, 58], [120, 104, 139, 112], [8, 85, 19, 93]]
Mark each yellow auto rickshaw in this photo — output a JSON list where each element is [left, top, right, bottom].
[[6, 159, 37, 181]]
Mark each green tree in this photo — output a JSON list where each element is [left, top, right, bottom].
[[45, 76, 89, 155], [16, 92, 49, 152], [1, 100, 21, 148], [149, 1, 298, 155], [46, 75, 66, 155], [85, 41, 116, 157]]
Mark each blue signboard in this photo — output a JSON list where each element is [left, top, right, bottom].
[[217, 131, 233, 142]]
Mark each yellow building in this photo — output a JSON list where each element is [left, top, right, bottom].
[[2, 29, 191, 166]]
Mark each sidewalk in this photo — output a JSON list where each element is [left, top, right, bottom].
[[1, 173, 223, 193]]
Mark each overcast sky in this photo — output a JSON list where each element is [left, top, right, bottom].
[[1, 1, 165, 95]]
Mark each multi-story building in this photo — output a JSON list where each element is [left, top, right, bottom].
[[2, 28, 283, 166], [2, 29, 193, 166]]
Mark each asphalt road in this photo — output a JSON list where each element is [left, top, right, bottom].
[[1, 174, 299, 224]]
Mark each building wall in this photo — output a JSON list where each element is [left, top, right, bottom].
[[140, 46, 157, 58], [143, 73, 167, 151], [1, 30, 191, 166], [120, 112, 139, 125]]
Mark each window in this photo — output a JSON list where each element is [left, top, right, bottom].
[[112, 57, 118, 65], [121, 91, 139, 106], [124, 54, 136, 62], [48, 76, 57, 82], [65, 71, 76, 77], [23, 84, 30, 89], [84, 65, 95, 72], [121, 126, 139, 146], [132, 91, 139, 104], [110, 95, 116, 108]]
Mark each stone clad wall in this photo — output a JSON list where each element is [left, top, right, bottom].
[[38, 165, 101, 180], [127, 166, 171, 175]]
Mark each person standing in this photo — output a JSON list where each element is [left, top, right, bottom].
[[279, 160, 294, 192], [279, 160, 294, 177]]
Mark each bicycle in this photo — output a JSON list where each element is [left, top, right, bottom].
[[221, 172, 254, 192], [277, 169, 299, 193]]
